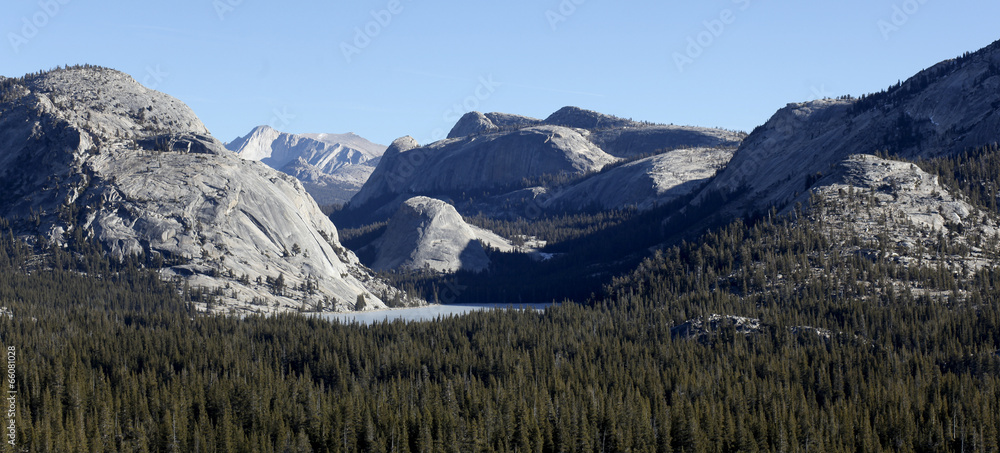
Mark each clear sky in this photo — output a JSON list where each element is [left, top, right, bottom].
[[3, 0, 998, 146]]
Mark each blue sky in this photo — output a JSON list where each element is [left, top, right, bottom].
[[3, 0, 998, 146]]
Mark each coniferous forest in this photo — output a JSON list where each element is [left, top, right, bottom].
[[0, 146, 999, 452]]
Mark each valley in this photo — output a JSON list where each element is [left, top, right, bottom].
[[2, 34, 1000, 453]]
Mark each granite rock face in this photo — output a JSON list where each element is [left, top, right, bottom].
[[370, 196, 513, 273], [447, 107, 743, 157], [588, 126, 743, 158], [447, 111, 543, 138], [352, 107, 745, 218], [0, 67, 415, 313], [543, 106, 642, 130], [350, 126, 618, 210], [227, 125, 386, 205], [817, 155, 981, 233], [699, 39, 1000, 216], [546, 147, 735, 211], [801, 154, 998, 278]]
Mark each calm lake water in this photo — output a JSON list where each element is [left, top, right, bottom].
[[320, 303, 555, 325]]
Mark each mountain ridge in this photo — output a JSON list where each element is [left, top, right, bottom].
[[695, 38, 1000, 217], [227, 125, 386, 205], [368, 196, 515, 273], [349, 125, 619, 212], [349, 107, 744, 219], [0, 66, 414, 313]]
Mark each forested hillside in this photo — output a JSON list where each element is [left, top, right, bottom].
[[2, 143, 1000, 452]]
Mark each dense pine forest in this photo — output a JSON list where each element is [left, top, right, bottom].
[[2, 146, 1000, 452]]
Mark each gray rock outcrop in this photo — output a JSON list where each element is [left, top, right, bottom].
[[227, 125, 386, 205], [588, 126, 743, 158], [447, 112, 500, 138], [699, 39, 1000, 216], [802, 154, 997, 277], [352, 107, 747, 219], [0, 66, 414, 313], [447, 107, 744, 158], [370, 196, 513, 273], [546, 147, 734, 211], [543, 106, 641, 130], [350, 126, 618, 210], [817, 155, 981, 233], [447, 111, 543, 138]]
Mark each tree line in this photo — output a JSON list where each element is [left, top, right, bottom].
[[2, 142, 1000, 451]]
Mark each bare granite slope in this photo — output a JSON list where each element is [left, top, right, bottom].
[[370, 196, 514, 273], [0, 66, 414, 313], [588, 126, 743, 158], [350, 126, 618, 211], [227, 125, 386, 205], [546, 147, 734, 211], [353, 107, 745, 217], [805, 154, 997, 276], [699, 39, 1000, 216], [447, 111, 543, 138], [447, 107, 744, 158]]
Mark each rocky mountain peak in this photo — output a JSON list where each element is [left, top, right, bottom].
[[448, 112, 499, 138], [351, 105, 744, 218], [0, 66, 414, 313], [385, 136, 420, 155], [226, 125, 387, 205], [237, 124, 282, 145], [544, 106, 641, 130], [370, 196, 513, 273], [349, 126, 618, 213], [8, 66, 209, 140], [697, 38, 1000, 217], [446, 111, 543, 139], [227, 126, 384, 170]]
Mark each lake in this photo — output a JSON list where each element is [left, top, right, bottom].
[[319, 303, 555, 325]]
